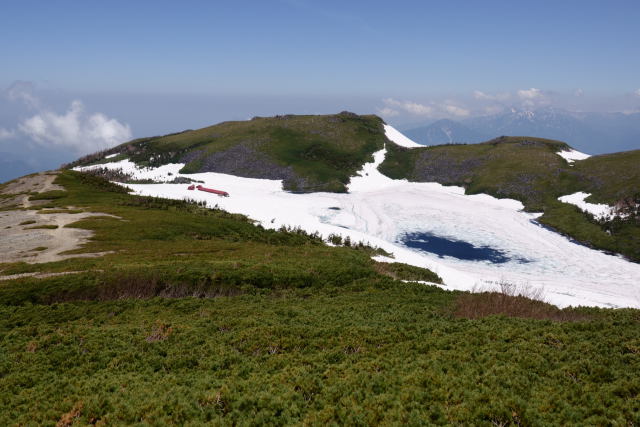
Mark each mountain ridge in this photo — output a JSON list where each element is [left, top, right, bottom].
[[66, 113, 640, 263], [69, 112, 387, 193], [403, 107, 640, 154]]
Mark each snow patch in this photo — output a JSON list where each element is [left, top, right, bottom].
[[557, 149, 590, 164], [347, 147, 397, 192], [558, 192, 615, 219], [75, 160, 186, 182], [105, 153, 118, 159], [383, 124, 423, 148]]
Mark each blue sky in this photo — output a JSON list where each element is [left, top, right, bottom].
[[2, 0, 639, 95], [1, 0, 639, 179]]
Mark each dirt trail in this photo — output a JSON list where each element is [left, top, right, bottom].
[[0, 172, 117, 264]]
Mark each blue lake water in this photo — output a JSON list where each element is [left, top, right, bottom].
[[400, 232, 530, 264]]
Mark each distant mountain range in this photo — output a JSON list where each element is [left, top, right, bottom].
[[402, 107, 640, 154], [401, 119, 488, 146]]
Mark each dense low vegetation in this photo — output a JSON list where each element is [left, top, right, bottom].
[[380, 136, 640, 261], [3, 288, 639, 425], [0, 170, 639, 424], [379, 136, 570, 210]]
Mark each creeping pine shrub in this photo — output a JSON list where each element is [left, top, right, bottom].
[[56, 402, 83, 427], [119, 194, 246, 220], [146, 320, 173, 342], [70, 171, 131, 193], [62, 147, 121, 169], [327, 233, 343, 245], [373, 261, 442, 284], [327, 233, 390, 256], [48, 271, 246, 303], [77, 167, 135, 184], [276, 225, 336, 244], [454, 280, 588, 321]]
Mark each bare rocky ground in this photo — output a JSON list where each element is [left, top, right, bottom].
[[0, 172, 115, 272]]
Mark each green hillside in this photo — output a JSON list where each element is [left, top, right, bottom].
[[379, 137, 640, 261], [69, 112, 387, 193], [68, 114, 639, 260], [571, 150, 640, 204], [1, 171, 639, 425]]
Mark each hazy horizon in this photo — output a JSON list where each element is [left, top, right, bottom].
[[1, 0, 639, 181]]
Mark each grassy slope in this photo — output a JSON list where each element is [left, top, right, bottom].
[[543, 150, 640, 261], [0, 171, 412, 304], [572, 150, 640, 203], [380, 137, 640, 261], [69, 113, 387, 193], [0, 172, 639, 424], [380, 136, 571, 211]]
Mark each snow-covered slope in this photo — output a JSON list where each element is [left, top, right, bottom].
[[384, 125, 423, 148], [76, 150, 640, 309]]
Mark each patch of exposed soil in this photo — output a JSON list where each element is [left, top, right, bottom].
[[0, 172, 117, 264]]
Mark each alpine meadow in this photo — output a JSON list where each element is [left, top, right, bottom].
[[2, 1, 640, 425]]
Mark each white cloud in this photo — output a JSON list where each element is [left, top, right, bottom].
[[574, 88, 584, 97], [404, 102, 433, 115], [18, 100, 132, 154], [517, 88, 543, 100], [516, 88, 550, 108], [377, 107, 399, 117], [443, 104, 470, 117], [634, 89, 640, 97], [382, 98, 472, 119], [6, 81, 41, 109], [0, 128, 15, 140], [383, 98, 434, 116], [2, 81, 133, 155], [473, 90, 511, 102], [473, 90, 488, 100]]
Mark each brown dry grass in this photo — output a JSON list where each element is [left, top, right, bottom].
[[454, 281, 589, 322], [26, 340, 38, 353], [56, 401, 83, 427], [146, 320, 173, 342], [49, 271, 245, 303]]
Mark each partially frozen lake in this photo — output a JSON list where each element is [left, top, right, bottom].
[[399, 231, 530, 264], [77, 128, 640, 309]]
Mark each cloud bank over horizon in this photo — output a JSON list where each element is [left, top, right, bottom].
[[1, 81, 132, 155], [376, 87, 640, 123], [18, 100, 132, 153], [0, 78, 639, 183]]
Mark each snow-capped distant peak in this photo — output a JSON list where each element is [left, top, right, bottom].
[[442, 127, 453, 143], [557, 149, 591, 164], [383, 124, 423, 148]]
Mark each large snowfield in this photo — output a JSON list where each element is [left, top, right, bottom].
[[77, 127, 640, 309]]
